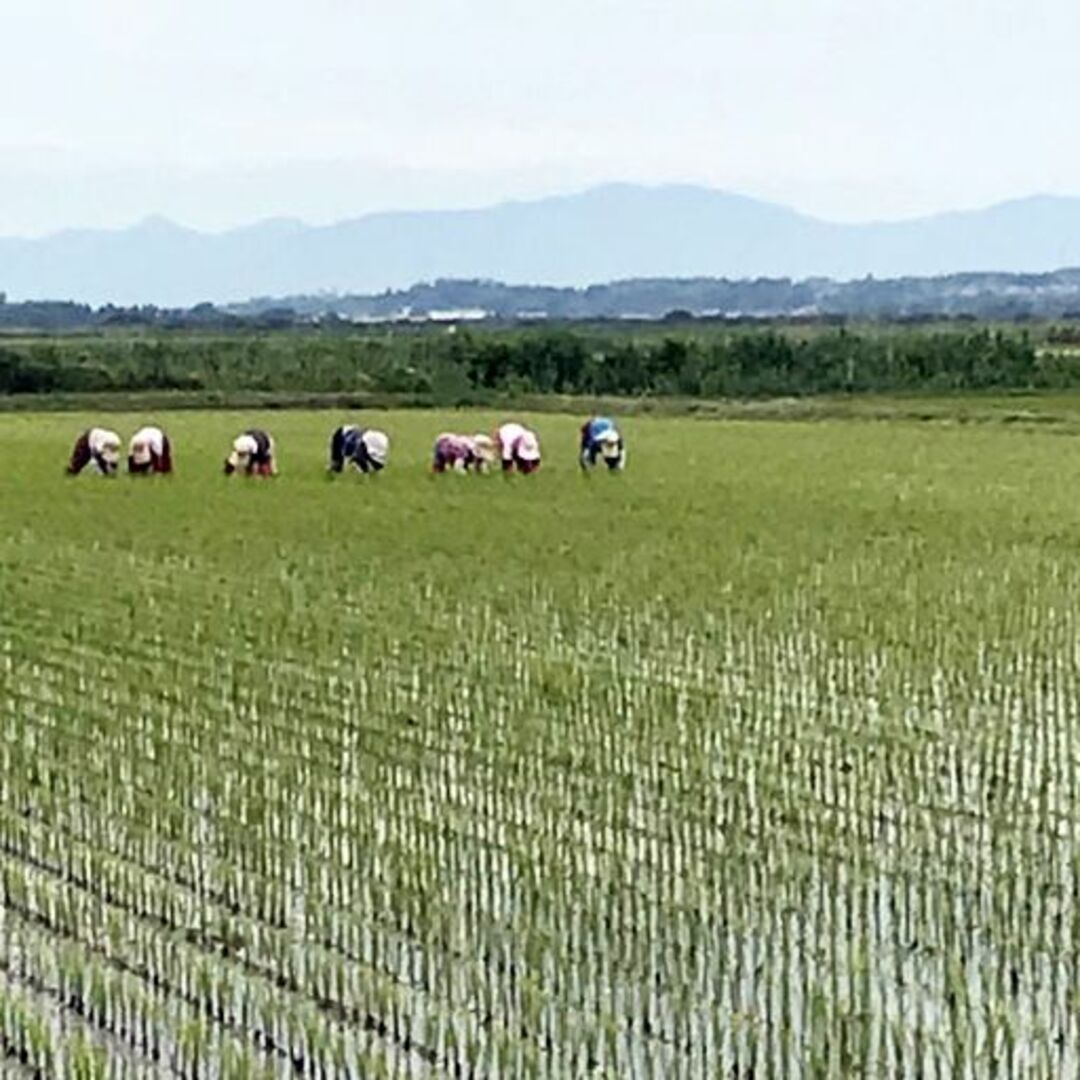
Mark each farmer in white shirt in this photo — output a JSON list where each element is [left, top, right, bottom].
[[66, 427, 121, 475], [127, 425, 173, 474]]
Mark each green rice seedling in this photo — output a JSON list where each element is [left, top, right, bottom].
[[3, 409, 1080, 1074]]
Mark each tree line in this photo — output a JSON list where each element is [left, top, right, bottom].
[[0, 325, 1066, 400], [12, 268, 1080, 329]]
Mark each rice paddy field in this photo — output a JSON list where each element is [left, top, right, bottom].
[[2, 407, 1080, 1077]]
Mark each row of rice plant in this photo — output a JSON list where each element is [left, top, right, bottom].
[[2, 412, 1079, 1075]]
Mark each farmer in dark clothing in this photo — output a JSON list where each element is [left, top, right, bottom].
[[579, 417, 625, 471], [328, 425, 390, 473], [224, 429, 277, 476]]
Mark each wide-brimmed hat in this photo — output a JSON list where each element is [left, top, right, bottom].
[[517, 432, 541, 461], [364, 430, 390, 465], [472, 434, 496, 459], [94, 429, 121, 450]]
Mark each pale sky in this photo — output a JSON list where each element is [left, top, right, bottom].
[[1, 0, 1076, 235]]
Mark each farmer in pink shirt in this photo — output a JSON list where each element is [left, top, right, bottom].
[[495, 422, 541, 474], [432, 433, 496, 473]]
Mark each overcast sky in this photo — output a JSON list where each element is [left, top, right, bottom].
[[1, 0, 1076, 235]]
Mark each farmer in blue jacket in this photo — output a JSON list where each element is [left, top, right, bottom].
[[579, 417, 625, 471]]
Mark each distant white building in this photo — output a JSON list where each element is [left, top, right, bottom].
[[420, 308, 491, 323]]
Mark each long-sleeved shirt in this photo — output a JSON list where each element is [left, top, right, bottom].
[[496, 423, 541, 467], [433, 433, 476, 470]]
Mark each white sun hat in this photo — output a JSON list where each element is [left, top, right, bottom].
[[472, 434, 496, 459], [517, 431, 541, 461], [89, 428, 121, 464], [90, 428, 121, 452], [129, 427, 158, 464], [364, 430, 390, 466]]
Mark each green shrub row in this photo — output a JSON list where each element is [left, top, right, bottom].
[[0, 325, 1060, 399]]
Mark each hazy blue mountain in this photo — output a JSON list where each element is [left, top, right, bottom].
[[4, 184, 1080, 306]]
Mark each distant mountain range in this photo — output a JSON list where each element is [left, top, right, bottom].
[[6, 183, 1080, 307]]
